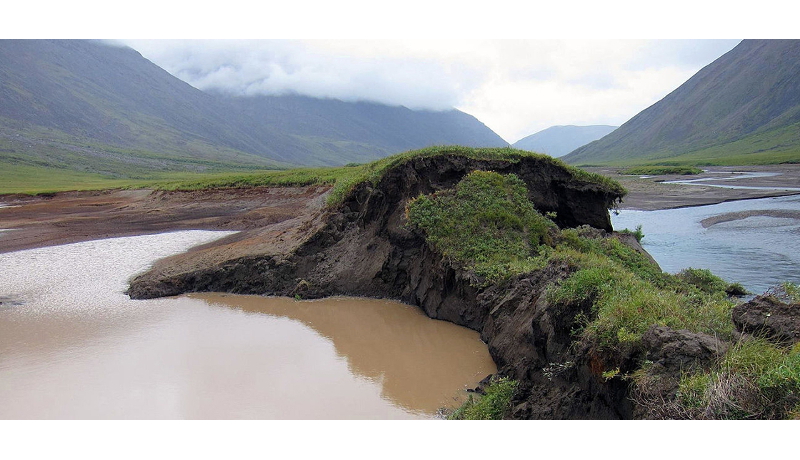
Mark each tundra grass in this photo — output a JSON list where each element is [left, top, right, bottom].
[[406, 170, 557, 283], [0, 162, 154, 195], [448, 377, 518, 420], [151, 165, 357, 192], [676, 340, 800, 419], [573, 123, 800, 167], [406, 169, 737, 352], [2, 146, 626, 209], [0, 161, 294, 195]]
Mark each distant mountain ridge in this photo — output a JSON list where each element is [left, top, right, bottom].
[[563, 39, 800, 166], [0, 39, 506, 177], [225, 93, 507, 165], [512, 125, 617, 157]]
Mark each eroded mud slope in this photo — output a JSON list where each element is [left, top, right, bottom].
[[128, 152, 633, 419]]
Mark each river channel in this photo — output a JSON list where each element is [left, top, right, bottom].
[[0, 231, 496, 419], [612, 194, 800, 295]]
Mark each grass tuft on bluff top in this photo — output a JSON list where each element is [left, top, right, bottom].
[[302, 145, 624, 207]]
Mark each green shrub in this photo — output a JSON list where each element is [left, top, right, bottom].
[[785, 282, 800, 302], [767, 282, 800, 303], [560, 228, 664, 285], [725, 282, 749, 297], [407, 170, 557, 284], [449, 377, 518, 420], [676, 268, 749, 297], [676, 268, 728, 294]]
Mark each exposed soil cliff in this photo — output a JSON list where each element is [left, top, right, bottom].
[[128, 153, 641, 419]]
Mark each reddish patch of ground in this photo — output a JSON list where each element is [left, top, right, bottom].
[[0, 186, 331, 254]]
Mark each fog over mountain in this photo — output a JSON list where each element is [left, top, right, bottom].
[[0, 39, 506, 177], [123, 39, 741, 143]]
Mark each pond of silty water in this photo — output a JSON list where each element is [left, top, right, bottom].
[[0, 231, 495, 419]]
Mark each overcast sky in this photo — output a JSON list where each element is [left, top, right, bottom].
[[122, 39, 741, 143]]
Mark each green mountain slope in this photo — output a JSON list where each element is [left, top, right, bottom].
[[224, 93, 507, 165], [0, 39, 507, 181], [563, 40, 800, 166], [512, 125, 617, 157]]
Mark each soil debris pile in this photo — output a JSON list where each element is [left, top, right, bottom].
[[733, 294, 800, 345]]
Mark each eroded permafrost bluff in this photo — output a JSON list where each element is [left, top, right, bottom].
[[127, 147, 800, 419]]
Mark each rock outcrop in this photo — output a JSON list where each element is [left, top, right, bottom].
[[732, 295, 800, 345]]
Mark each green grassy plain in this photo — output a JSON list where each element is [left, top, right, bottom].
[[0, 161, 293, 195]]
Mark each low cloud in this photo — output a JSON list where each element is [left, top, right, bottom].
[[124, 39, 741, 143], [126, 39, 471, 109]]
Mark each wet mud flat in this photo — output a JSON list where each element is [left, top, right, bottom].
[[0, 186, 331, 254], [700, 208, 800, 228], [588, 164, 800, 211]]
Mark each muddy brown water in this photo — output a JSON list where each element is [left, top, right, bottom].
[[0, 231, 495, 419]]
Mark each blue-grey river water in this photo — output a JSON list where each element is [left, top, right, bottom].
[[612, 194, 800, 295]]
